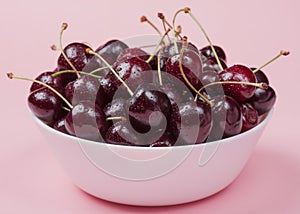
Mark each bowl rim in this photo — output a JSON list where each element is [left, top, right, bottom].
[[30, 108, 274, 150]]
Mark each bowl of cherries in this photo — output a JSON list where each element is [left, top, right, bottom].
[[8, 7, 288, 206]]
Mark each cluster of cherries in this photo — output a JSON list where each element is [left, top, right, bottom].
[[8, 8, 288, 147]]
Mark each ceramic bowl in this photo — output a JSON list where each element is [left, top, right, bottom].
[[31, 108, 273, 206]]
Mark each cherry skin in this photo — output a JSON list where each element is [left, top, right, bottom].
[[105, 120, 140, 146], [98, 75, 118, 105], [166, 49, 203, 90], [169, 100, 212, 145], [147, 54, 167, 71], [58, 42, 93, 71], [202, 57, 227, 73], [149, 133, 175, 147], [64, 75, 105, 107], [28, 87, 65, 123], [116, 47, 149, 62], [96, 39, 129, 62], [83, 53, 113, 74], [64, 101, 109, 141], [251, 68, 269, 84], [200, 45, 226, 62], [240, 102, 258, 132], [53, 116, 68, 134], [247, 86, 276, 115], [104, 98, 127, 117], [162, 41, 199, 58], [30, 71, 64, 93], [218, 64, 257, 102], [111, 56, 152, 92], [208, 95, 242, 141], [127, 84, 171, 133]]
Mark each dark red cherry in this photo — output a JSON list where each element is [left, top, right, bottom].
[[219, 65, 257, 102], [169, 100, 212, 145], [98, 75, 118, 105], [208, 95, 242, 140], [116, 47, 149, 62], [28, 87, 64, 123], [64, 101, 109, 141], [105, 120, 140, 146], [111, 57, 152, 92], [240, 102, 258, 132], [202, 57, 227, 73], [149, 133, 175, 147], [96, 39, 129, 62], [148, 54, 167, 71], [64, 75, 105, 107], [53, 116, 68, 134], [58, 42, 93, 71], [166, 49, 203, 90], [251, 68, 269, 84], [82, 53, 113, 74], [200, 45, 226, 62], [104, 98, 127, 117], [162, 41, 199, 58], [30, 71, 64, 93], [247, 86, 276, 115], [128, 84, 171, 133]]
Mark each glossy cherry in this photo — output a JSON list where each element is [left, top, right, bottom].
[[251, 68, 269, 84], [247, 86, 276, 115], [30, 71, 64, 93], [169, 100, 212, 145], [128, 84, 171, 133], [104, 98, 127, 117], [116, 47, 149, 62], [200, 45, 226, 62], [162, 41, 199, 58], [208, 95, 242, 140], [218, 65, 257, 102], [166, 49, 203, 90], [96, 39, 129, 62], [240, 102, 258, 132], [53, 116, 68, 134], [202, 57, 227, 73], [64, 101, 109, 141]]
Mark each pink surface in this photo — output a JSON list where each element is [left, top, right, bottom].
[[1, 0, 299, 213]]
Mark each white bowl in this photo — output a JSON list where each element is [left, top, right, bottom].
[[31, 108, 273, 206]]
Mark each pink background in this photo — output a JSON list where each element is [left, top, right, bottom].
[[1, 0, 299, 213]]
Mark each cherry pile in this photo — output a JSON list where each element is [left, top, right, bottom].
[[7, 8, 289, 147]]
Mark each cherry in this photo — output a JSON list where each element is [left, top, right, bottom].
[[251, 68, 269, 84], [166, 49, 203, 90], [169, 100, 212, 145], [28, 87, 65, 123], [82, 53, 113, 75], [162, 41, 199, 58], [147, 54, 167, 71], [247, 86, 276, 115], [30, 71, 64, 93], [218, 65, 257, 102], [98, 75, 118, 104], [208, 95, 242, 140], [105, 120, 140, 146], [58, 42, 93, 72], [65, 101, 109, 141], [149, 133, 175, 147], [53, 116, 68, 134], [240, 102, 258, 132], [111, 56, 152, 92], [64, 75, 105, 107], [127, 84, 171, 133], [202, 57, 227, 73], [96, 39, 129, 62], [104, 98, 127, 118], [200, 45, 226, 62], [116, 47, 149, 62]]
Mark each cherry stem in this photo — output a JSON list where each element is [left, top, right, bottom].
[[106, 116, 126, 121], [178, 39, 212, 106], [140, 15, 162, 36], [172, 8, 186, 53], [183, 7, 224, 71], [146, 28, 171, 63], [86, 48, 134, 96], [52, 69, 102, 79], [7, 73, 73, 109], [59, 23, 80, 78], [194, 81, 268, 101], [252, 50, 290, 73], [62, 106, 71, 112], [157, 12, 171, 43]]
